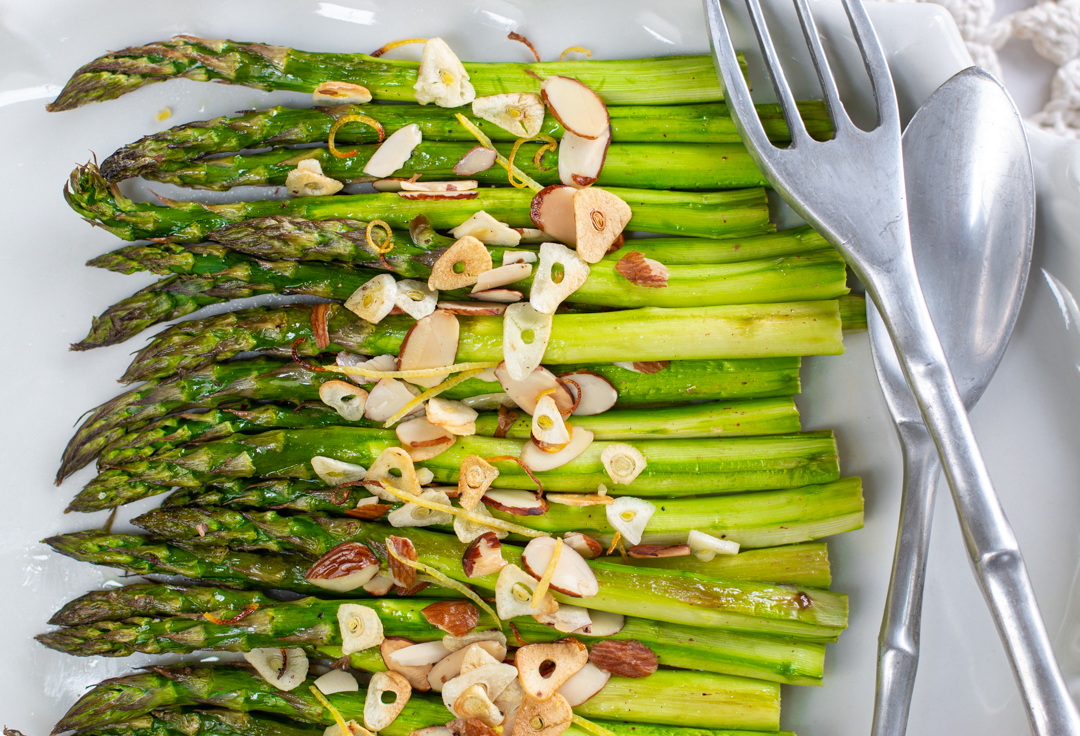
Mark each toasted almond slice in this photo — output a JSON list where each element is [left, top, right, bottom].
[[533, 603, 593, 634], [463, 531, 507, 577], [451, 211, 522, 246], [396, 418, 457, 462], [387, 487, 453, 527], [503, 250, 539, 266], [365, 378, 422, 423], [521, 536, 598, 598], [318, 380, 369, 421], [399, 309, 461, 389], [573, 188, 632, 263], [615, 250, 669, 288], [613, 360, 670, 374], [516, 639, 588, 701], [454, 146, 498, 176], [401, 179, 478, 192], [458, 455, 499, 511], [472, 263, 531, 293], [531, 394, 570, 446], [471, 289, 524, 303], [605, 497, 655, 546], [540, 76, 609, 140], [306, 542, 381, 592], [314, 668, 359, 694], [394, 279, 439, 321], [688, 529, 741, 561], [429, 644, 502, 691], [482, 489, 549, 517], [558, 127, 611, 188], [460, 392, 517, 411], [422, 600, 480, 637], [453, 683, 503, 727], [513, 693, 573, 736], [440, 661, 518, 706], [454, 501, 508, 544], [557, 662, 609, 707], [530, 242, 590, 315], [562, 532, 603, 560], [530, 185, 577, 245], [443, 630, 508, 653], [600, 443, 646, 485], [560, 372, 617, 416], [387, 535, 419, 589], [495, 678, 525, 736], [381, 637, 434, 692], [243, 646, 308, 691], [503, 303, 552, 381], [460, 644, 501, 674], [589, 640, 658, 678], [345, 273, 399, 324], [472, 92, 545, 138], [545, 493, 612, 507], [414, 38, 475, 108], [338, 603, 384, 655], [311, 456, 367, 486], [342, 352, 399, 373], [363, 572, 395, 596], [389, 640, 453, 667], [425, 397, 479, 437], [628, 543, 692, 559], [286, 159, 344, 197], [313, 81, 373, 105], [576, 609, 625, 637], [364, 123, 423, 177], [364, 671, 412, 731], [436, 300, 508, 316], [429, 236, 493, 291], [366, 446, 422, 501], [520, 427, 594, 472], [495, 364, 573, 415], [495, 564, 558, 619]]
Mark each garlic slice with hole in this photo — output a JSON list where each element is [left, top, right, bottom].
[[243, 646, 308, 691], [365, 446, 422, 502], [388, 488, 453, 528], [472, 92, 545, 138], [286, 158, 344, 198], [502, 303, 552, 381], [606, 497, 656, 546], [451, 211, 522, 246], [530, 185, 578, 245], [345, 273, 399, 324], [557, 662, 610, 707], [318, 380, 368, 421], [427, 397, 478, 436], [453, 683, 503, 727], [530, 242, 590, 315], [398, 309, 460, 389], [311, 456, 367, 486], [687, 529, 741, 561], [520, 427, 594, 472], [521, 536, 598, 598], [428, 236, 493, 291], [503, 250, 538, 266], [414, 38, 475, 108], [472, 262, 531, 293], [457, 455, 499, 511], [600, 443, 646, 485], [338, 603, 384, 655], [364, 123, 422, 178], [515, 639, 588, 701], [365, 378, 422, 423], [574, 188, 632, 264], [394, 279, 438, 320], [396, 417, 457, 462], [314, 668, 359, 694], [494, 564, 558, 619], [454, 501, 507, 544], [540, 76, 610, 139], [531, 394, 570, 446], [313, 81, 373, 105], [533, 603, 593, 633], [454, 146, 498, 176], [515, 693, 573, 736], [364, 671, 412, 731], [558, 127, 611, 188]]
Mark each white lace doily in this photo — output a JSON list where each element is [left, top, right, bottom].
[[883, 0, 1080, 137]]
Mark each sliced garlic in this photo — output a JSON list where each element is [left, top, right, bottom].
[[687, 529, 741, 561], [243, 646, 308, 691], [502, 303, 553, 382], [364, 670, 412, 731], [459, 643, 502, 673], [440, 662, 518, 713], [365, 378, 423, 423], [414, 38, 475, 108], [387, 488, 453, 528], [286, 158, 344, 198], [427, 397, 478, 436], [451, 210, 522, 246], [417, 467, 435, 485], [471, 92, 545, 138], [394, 279, 438, 320], [533, 603, 593, 634], [515, 639, 588, 701], [364, 123, 422, 178], [530, 242, 590, 315], [344, 273, 398, 324], [531, 394, 570, 446], [573, 187, 632, 264], [471, 288, 523, 303], [338, 603, 385, 655], [600, 443, 647, 485], [516, 228, 552, 244], [313, 81, 373, 105], [472, 262, 531, 293], [457, 455, 499, 511], [318, 380, 369, 422], [453, 501, 508, 544], [428, 236, 493, 291], [366, 446, 422, 502], [453, 683, 503, 727], [494, 564, 558, 619], [310, 456, 367, 487], [606, 496, 656, 546], [314, 668, 359, 694], [503, 250, 538, 266]]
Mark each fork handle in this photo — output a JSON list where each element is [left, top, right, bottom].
[[873, 262, 1080, 736], [872, 422, 939, 736]]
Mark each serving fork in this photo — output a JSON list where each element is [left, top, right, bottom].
[[701, 0, 1080, 732]]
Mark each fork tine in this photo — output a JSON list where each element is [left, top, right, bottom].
[[839, 0, 900, 133], [742, 0, 811, 144], [790, 0, 852, 135], [703, 0, 773, 153]]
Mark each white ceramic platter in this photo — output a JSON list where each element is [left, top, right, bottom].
[[1, 1, 1078, 734]]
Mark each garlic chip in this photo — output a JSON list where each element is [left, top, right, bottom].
[[338, 603, 385, 655], [605, 497, 656, 546], [502, 303, 553, 381], [494, 564, 558, 619], [687, 529, 741, 561], [364, 671, 412, 731], [471, 92, 545, 138], [530, 242, 590, 315], [387, 488, 454, 528], [600, 443, 647, 485], [286, 158, 344, 197], [243, 646, 309, 691], [451, 210, 522, 246], [394, 279, 438, 320], [344, 273, 398, 324], [414, 38, 475, 108], [318, 380, 369, 422]]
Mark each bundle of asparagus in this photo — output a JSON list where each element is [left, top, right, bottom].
[[35, 30, 874, 736]]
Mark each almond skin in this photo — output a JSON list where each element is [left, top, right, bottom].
[[387, 535, 418, 589], [627, 543, 692, 559], [422, 600, 480, 637], [305, 542, 378, 583], [589, 640, 658, 678], [463, 531, 507, 578], [446, 719, 499, 736], [614, 250, 669, 288]]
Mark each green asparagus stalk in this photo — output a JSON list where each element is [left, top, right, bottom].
[[48, 39, 736, 112], [119, 300, 844, 383], [48, 583, 277, 626], [99, 101, 832, 180], [41, 591, 827, 685], [839, 293, 867, 332], [129, 510, 848, 640], [66, 161, 772, 242], [67, 710, 328, 736]]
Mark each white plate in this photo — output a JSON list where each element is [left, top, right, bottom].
[[1, 1, 1077, 734]]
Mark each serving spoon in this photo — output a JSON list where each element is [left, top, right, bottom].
[[869, 67, 1036, 735]]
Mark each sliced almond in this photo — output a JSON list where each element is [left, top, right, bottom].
[[364, 123, 422, 178], [627, 543, 692, 558], [451, 211, 522, 246], [364, 670, 412, 731], [458, 455, 499, 511], [495, 679, 525, 736], [454, 146, 499, 176], [388, 640, 453, 667], [531, 394, 570, 446], [558, 127, 610, 188], [345, 273, 399, 324], [428, 398, 479, 436], [338, 603, 384, 655], [495, 564, 558, 620], [453, 683, 503, 727], [387, 535, 419, 589], [363, 573, 395, 596], [422, 600, 480, 637], [243, 646, 308, 691], [545, 493, 612, 507], [529, 242, 590, 315], [533, 603, 593, 634], [600, 443, 646, 485], [515, 639, 588, 701], [286, 159, 345, 198], [395, 279, 439, 321], [441, 661, 519, 711], [429, 236, 493, 291], [472, 289, 524, 303], [454, 501, 508, 544], [520, 427, 594, 472], [503, 250, 539, 266], [605, 497, 655, 546], [557, 662, 610, 707], [437, 301, 508, 316], [562, 532, 603, 561], [615, 251, 669, 288], [381, 637, 434, 691], [311, 456, 367, 486], [313, 81, 373, 105], [472, 93, 545, 138], [472, 263, 531, 293], [318, 380, 369, 421], [314, 668, 359, 695], [511, 693, 572, 736], [397, 418, 457, 462], [588, 640, 658, 678], [530, 185, 577, 245], [495, 364, 573, 416], [387, 487, 454, 527], [399, 309, 461, 389], [401, 180, 478, 192], [540, 76, 609, 140], [482, 489, 549, 517], [502, 303, 552, 382], [428, 641, 507, 692], [612, 360, 670, 374], [521, 536, 598, 598], [342, 352, 399, 373], [560, 372, 617, 416], [460, 643, 501, 674], [445, 720, 496, 736], [365, 378, 423, 423], [306, 542, 381, 592], [463, 531, 507, 577], [573, 188, 632, 264], [443, 630, 508, 653], [576, 609, 625, 637], [687, 529, 740, 561], [414, 38, 475, 108]]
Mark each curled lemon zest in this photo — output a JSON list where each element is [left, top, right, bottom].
[[533, 134, 558, 171], [364, 218, 394, 255], [507, 137, 531, 189], [454, 113, 543, 192], [328, 114, 385, 158], [383, 367, 489, 427], [559, 46, 593, 62], [371, 38, 428, 58], [532, 537, 562, 608]]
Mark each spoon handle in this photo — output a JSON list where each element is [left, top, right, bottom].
[[872, 422, 939, 736]]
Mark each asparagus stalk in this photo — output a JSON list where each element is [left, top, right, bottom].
[[48, 39, 735, 112], [66, 161, 772, 242], [41, 591, 827, 685], [53, 663, 781, 734], [129, 511, 848, 640], [120, 300, 844, 383], [47, 583, 277, 626], [99, 101, 832, 180]]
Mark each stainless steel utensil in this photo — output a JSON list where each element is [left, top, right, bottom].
[[870, 66, 1035, 736], [701, 0, 1080, 733]]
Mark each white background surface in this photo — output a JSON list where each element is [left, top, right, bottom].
[[1, 2, 1078, 735]]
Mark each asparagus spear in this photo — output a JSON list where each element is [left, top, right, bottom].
[[66, 161, 772, 242], [40, 591, 827, 685], [48, 39, 733, 112], [47, 583, 277, 626]]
